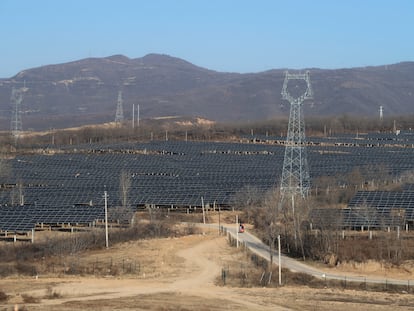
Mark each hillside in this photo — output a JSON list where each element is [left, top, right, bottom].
[[0, 54, 414, 130]]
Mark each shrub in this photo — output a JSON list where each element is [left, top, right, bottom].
[[16, 261, 37, 276], [286, 271, 316, 285], [21, 294, 41, 303], [44, 286, 62, 299], [0, 290, 8, 302]]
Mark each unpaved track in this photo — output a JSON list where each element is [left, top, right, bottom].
[[2, 235, 290, 311], [2, 233, 413, 311]]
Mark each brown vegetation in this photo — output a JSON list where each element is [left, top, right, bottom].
[[224, 234, 414, 294], [2, 115, 414, 153], [237, 164, 414, 267], [0, 216, 178, 278], [1, 231, 412, 311], [0, 291, 8, 303]]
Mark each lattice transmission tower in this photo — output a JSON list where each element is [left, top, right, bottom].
[[280, 71, 313, 198], [114, 90, 124, 123], [10, 88, 24, 139]]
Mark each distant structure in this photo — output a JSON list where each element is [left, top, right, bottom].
[[137, 104, 140, 127], [280, 71, 313, 198], [131, 104, 140, 128], [10, 88, 24, 139], [132, 104, 135, 128], [379, 105, 384, 121], [393, 120, 400, 135], [114, 90, 124, 123]]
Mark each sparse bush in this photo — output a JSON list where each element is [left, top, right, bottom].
[[44, 286, 62, 299], [15, 261, 37, 276], [0, 290, 8, 302], [0, 215, 182, 278], [21, 294, 41, 303], [0, 263, 15, 277], [108, 265, 120, 276], [285, 271, 316, 286], [183, 223, 198, 235]]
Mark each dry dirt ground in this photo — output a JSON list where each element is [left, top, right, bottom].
[[1, 228, 414, 311]]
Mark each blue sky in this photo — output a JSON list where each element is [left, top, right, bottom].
[[1, 0, 413, 77]]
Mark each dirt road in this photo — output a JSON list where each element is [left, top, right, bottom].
[[1, 232, 413, 310]]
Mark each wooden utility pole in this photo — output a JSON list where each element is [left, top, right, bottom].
[[278, 234, 282, 285], [104, 190, 109, 249]]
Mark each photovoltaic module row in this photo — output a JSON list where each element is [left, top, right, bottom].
[[2, 135, 414, 232], [4, 140, 414, 207], [310, 206, 414, 230], [310, 188, 414, 230], [0, 205, 104, 232]]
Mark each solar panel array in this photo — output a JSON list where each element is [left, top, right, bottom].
[[311, 189, 414, 229], [0, 205, 104, 232], [5, 141, 286, 209], [2, 131, 414, 232]]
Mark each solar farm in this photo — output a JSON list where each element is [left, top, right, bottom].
[[2, 130, 414, 237]]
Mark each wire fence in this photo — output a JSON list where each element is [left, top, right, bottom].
[[225, 228, 414, 294], [0, 257, 141, 278]]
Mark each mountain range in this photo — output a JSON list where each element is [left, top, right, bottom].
[[0, 54, 413, 131]]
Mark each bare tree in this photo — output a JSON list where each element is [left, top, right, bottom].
[[0, 157, 11, 181], [293, 197, 310, 260], [278, 193, 312, 260], [232, 185, 263, 221], [10, 181, 24, 206], [111, 170, 135, 226], [255, 189, 281, 267], [119, 170, 131, 209]]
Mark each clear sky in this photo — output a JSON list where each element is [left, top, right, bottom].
[[1, 0, 413, 78]]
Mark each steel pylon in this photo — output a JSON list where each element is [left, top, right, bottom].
[[10, 88, 24, 138], [115, 90, 124, 123], [280, 71, 312, 198]]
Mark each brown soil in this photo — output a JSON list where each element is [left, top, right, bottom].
[[1, 228, 413, 311]]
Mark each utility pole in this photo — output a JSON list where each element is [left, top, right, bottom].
[[236, 214, 239, 248], [278, 234, 282, 285], [218, 205, 221, 235], [104, 190, 109, 248], [201, 196, 206, 224], [137, 104, 140, 127], [132, 104, 135, 129]]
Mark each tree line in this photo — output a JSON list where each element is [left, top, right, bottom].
[[234, 166, 414, 266], [1, 114, 414, 151]]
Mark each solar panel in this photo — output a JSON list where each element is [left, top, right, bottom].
[[2, 133, 414, 232], [0, 205, 105, 233], [311, 189, 414, 229]]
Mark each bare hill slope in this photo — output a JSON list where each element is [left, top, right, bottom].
[[0, 54, 413, 130]]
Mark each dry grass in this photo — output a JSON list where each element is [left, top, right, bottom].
[[1, 227, 413, 311], [0, 290, 8, 303], [21, 294, 41, 304], [44, 286, 62, 299]]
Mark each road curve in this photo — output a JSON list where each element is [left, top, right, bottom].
[[220, 224, 414, 287]]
